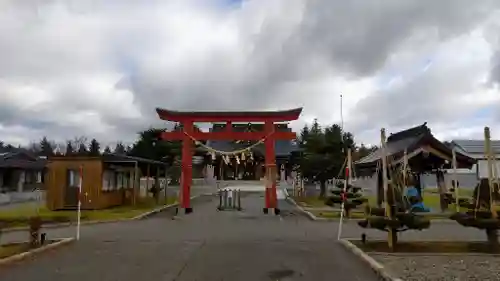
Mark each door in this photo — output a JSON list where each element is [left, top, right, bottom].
[[64, 169, 80, 208]]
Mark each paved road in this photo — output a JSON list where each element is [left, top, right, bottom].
[[1, 187, 492, 281], [1, 193, 379, 281]]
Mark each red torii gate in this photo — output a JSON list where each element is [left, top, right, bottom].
[[156, 107, 302, 214]]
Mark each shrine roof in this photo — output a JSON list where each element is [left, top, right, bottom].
[[156, 107, 302, 122], [355, 123, 476, 171]]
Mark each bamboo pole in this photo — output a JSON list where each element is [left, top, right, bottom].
[[403, 149, 407, 186], [133, 161, 139, 206], [484, 127, 499, 248], [381, 128, 396, 249], [452, 147, 459, 212], [485, 127, 497, 218]]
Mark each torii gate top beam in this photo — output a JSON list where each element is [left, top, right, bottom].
[[155, 107, 303, 123]]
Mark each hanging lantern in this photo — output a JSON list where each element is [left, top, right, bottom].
[[236, 155, 240, 164], [241, 152, 246, 161], [211, 151, 216, 160]]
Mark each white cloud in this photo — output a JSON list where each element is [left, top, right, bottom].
[[0, 0, 499, 147]]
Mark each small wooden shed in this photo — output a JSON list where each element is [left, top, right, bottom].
[[45, 153, 167, 210]]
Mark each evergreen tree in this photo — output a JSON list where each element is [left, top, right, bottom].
[[39, 136, 54, 157], [128, 128, 181, 163], [114, 142, 126, 155], [298, 125, 310, 147], [89, 139, 101, 156], [297, 120, 357, 198]]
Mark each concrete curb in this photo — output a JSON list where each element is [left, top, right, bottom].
[[131, 193, 214, 220], [131, 202, 181, 220], [0, 237, 75, 266], [3, 193, 213, 233], [2, 218, 132, 233], [286, 198, 456, 224], [285, 197, 322, 221], [338, 239, 403, 281]]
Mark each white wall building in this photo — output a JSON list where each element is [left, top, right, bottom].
[[451, 140, 500, 179]]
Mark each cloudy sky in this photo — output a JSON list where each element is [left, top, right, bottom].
[[1, 0, 500, 147]]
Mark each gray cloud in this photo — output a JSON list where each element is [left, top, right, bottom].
[[1, 0, 500, 146]]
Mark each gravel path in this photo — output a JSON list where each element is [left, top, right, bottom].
[[372, 254, 500, 281], [346, 221, 500, 280], [0, 192, 379, 281]]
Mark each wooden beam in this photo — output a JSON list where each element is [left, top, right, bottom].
[[156, 107, 302, 122], [160, 131, 296, 141]]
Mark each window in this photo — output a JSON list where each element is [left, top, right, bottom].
[[117, 173, 123, 190], [36, 171, 42, 184], [102, 170, 115, 191], [123, 173, 129, 189], [67, 169, 81, 187]]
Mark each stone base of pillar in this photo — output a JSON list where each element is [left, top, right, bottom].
[[185, 207, 193, 214]]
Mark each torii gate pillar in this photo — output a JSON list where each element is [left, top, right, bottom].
[[156, 108, 302, 214]]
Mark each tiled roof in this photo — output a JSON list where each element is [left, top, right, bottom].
[[0, 149, 46, 169], [355, 136, 421, 165], [355, 123, 475, 169], [451, 139, 500, 155]]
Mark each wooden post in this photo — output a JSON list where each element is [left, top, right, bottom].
[[485, 127, 497, 218], [485, 126, 499, 248], [181, 120, 194, 213], [264, 121, 277, 213], [133, 161, 139, 206], [381, 128, 396, 250], [376, 168, 383, 207], [452, 147, 460, 212], [436, 170, 447, 212], [403, 149, 407, 186]]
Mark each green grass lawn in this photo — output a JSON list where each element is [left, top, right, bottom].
[[0, 197, 178, 228], [309, 209, 455, 220], [0, 242, 31, 259], [296, 188, 481, 219], [291, 196, 327, 208]]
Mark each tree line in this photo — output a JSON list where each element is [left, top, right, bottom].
[[1, 121, 376, 192]]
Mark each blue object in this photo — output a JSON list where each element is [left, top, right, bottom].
[[409, 202, 430, 213], [406, 186, 430, 212], [406, 186, 419, 198]]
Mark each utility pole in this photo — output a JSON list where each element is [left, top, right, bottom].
[[340, 94, 344, 132]]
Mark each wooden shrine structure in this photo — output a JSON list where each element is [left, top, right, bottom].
[[156, 108, 302, 214]]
